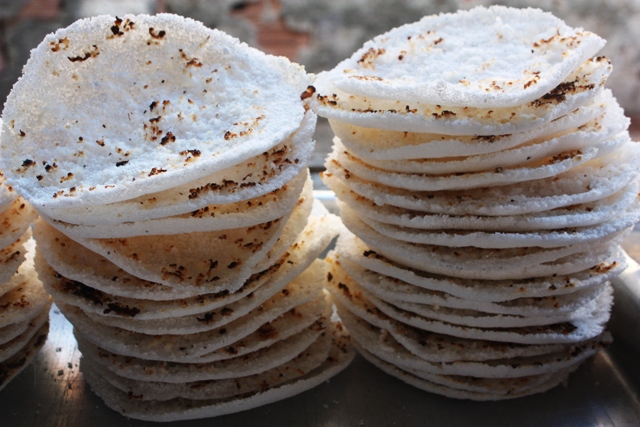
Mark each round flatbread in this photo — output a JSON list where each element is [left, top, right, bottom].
[[329, 90, 613, 160], [1, 14, 311, 210], [311, 57, 611, 135], [322, 144, 640, 216], [40, 112, 316, 224], [79, 321, 353, 422], [326, 173, 639, 232], [335, 235, 625, 302], [42, 171, 311, 238], [322, 6, 605, 108]]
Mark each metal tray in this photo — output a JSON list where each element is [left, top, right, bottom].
[[2, 209, 640, 427]]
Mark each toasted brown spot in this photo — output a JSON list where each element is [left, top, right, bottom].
[[160, 132, 176, 146], [148, 167, 167, 177], [357, 47, 386, 69], [68, 45, 100, 62], [149, 27, 166, 39], [300, 85, 316, 101]]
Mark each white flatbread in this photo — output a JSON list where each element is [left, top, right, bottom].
[[324, 6, 605, 108], [41, 112, 316, 224], [328, 136, 629, 192], [354, 278, 606, 329], [348, 100, 628, 174], [355, 343, 573, 401], [0, 229, 30, 286], [311, 58, 611, 135], [0, 197, 36, 251], [82, 324, 332, 401], [62, 294, 327, 363], [337, 254, 609, 318], [76, 323, 324, 383], [327, 261, 612, 345], [0, 121, 19, 212], [326, 173, 639, 232], [342, 200, 640, 249], [340, 208, 623, 280], [336, 235, 625, 302], [1, 14, 312, 209], [43, 171, 311, 238], [38, 214, 333, 321], [33, 200, 335, 301], [340, 307, 608, 380], [0, 306, 49, 364], [38, 182, 313, 293], [322, 141, 640, 216], [329, 90, 612, 160], [0, 270, 51, 329], [75, 260, 325, 335], [80, 321, 353, 422], [0, 321, 49, 392], [252, 200, 336, 273]]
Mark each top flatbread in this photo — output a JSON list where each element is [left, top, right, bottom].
[[0, 14, 311, 209], [323, 6, 605, 108]]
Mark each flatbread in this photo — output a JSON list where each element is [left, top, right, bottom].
[[41, 112, 316, 224], [326, 173, 639, 232], [60, 293, 328, 363], [37, 181, 313, 292], [0, 306, 50, 363], [327, 260, 612, 345], [0, 321, 49, 392], [327, 136, 630, 192], [311, 57, 610, 135], [329, 90, 612, 160], [322, 142, 640, 216], [340, 307, 608, 379], [74, 260, 324, 335], [33, 200, 334, 301], [343, 200, 640, 249], [38, 213, 333, 320], [81, 325, 332, 401], [0, 229, 30, 287], [75, 323, 324, 383], [349, 100, 628, 174], [340, 208, 623, 280], [338, 254, 610, 318], [355, 343, 573, 401], [336, 235, 625, 302], [0, 269, 51, 329], [0, 197, 37, 251], [324, 6, 605, 108], [80, 321, 353, 422], [252, 200, 337, 273], [1, 14, 312, 209], [42, 171, 310, 238]]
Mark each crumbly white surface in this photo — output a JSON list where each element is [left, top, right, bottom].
[[324, 6, 605, 108], [0, 14, 311, 209], [312, 57, 611, 135]]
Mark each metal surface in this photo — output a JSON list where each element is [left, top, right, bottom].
[[2, 212, 640, 426]]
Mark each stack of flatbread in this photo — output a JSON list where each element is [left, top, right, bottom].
[[311, 6, 640, 400], [0, 14, 353, 420], [0, 145, 49, 391]]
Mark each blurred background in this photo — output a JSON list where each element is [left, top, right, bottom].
[[4, 0, 640, 255]]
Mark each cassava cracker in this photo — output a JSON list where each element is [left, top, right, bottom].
[[1, 14, 312, 210], [324, 6, 605, 108]]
